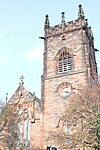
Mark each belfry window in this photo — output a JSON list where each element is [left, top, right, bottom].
[[59, 51, 72, 73]]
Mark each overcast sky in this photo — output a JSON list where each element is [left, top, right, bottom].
[[0, 0, 100, 100]]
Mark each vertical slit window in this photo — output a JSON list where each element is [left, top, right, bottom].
[[59, 59, 63, 72]]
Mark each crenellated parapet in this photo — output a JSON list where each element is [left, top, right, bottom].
[[44, 18, 84, 37], [44, 4, 94, 47]]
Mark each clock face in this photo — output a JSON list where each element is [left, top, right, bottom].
[[61, 88, 70, 97], [57, 82, 72, 98]]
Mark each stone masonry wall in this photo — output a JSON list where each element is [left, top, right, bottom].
[[41, 21, 88, 149]]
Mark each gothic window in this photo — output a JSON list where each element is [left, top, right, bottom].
[[58, 51, 72, 73], [62, 121, 73, 146], [16, 108, 30, 148], [62, 121, 72, 135], [24, 111, 30, 147]]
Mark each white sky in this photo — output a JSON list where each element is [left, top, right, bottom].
[[0, 0, 100, 100]]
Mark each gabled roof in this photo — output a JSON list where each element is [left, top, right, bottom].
[[9, 84, 41, 105]]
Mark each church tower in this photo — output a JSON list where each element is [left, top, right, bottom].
[[41, 4, 98, 149]]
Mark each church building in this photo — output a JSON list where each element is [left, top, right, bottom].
[[3, 4, 98, 150]]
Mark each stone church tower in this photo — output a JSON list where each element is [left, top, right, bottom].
[[0, 4, 98, 150], [41, 4, 98, 149]]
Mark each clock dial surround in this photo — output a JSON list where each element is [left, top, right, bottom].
[[57, 82, 72, 98]]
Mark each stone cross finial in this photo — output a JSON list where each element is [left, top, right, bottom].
[[20, 75, 24, 85], [44, 14, 50, 28], [61, 12, 66, 31], [78, 4, 84, 19]]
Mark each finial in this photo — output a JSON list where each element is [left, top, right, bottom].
[[19, 75, 24, 85], [5, 93, 8, 104], [44, 14, 50, 28], [61, 12, 66, 31], [88, 26, 92, 34], [84, 19, 88, 28], [91, 32, 94, 41], [78, 4, 84, 19], [33, 91, 35, 96]]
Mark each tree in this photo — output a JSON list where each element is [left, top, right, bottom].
[[0, 100, 21, 150], [46, 84, 100, 150]]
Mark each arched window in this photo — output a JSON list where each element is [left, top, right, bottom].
[[24, 111, 30, 147], [58, 51, 72, 73]]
